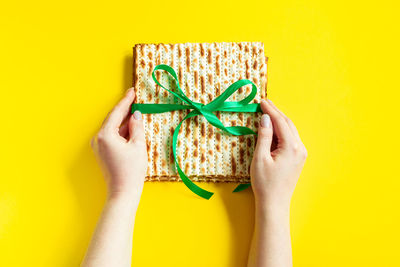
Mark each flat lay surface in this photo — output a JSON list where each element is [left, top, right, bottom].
[[0, 0, 399, 266]]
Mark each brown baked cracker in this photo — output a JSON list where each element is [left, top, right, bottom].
[[133, 42, 268, 183]]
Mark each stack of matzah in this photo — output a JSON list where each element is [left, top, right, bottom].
[[133, 42, 268, 183]]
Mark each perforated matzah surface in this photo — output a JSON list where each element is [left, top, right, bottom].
[[133, 42, 268, 183]]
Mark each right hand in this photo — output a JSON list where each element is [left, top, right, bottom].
[[250, 99, 307, 208]]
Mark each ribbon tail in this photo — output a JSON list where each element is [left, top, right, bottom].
[[172, 111, 214, 200], [233, 183, 251, 192]]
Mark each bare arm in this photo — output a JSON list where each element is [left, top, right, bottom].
[[248, 99, 307, 267], [82, 88, 147, 267]]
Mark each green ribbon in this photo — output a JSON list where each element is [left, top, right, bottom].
[[132, 64, 259, 199]]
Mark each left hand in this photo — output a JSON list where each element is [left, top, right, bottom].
[[250, 99, 307, 208], [91, 88, 147, 201]]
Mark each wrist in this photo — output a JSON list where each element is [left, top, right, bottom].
[[255, 204, 290, 228], [107, 188, 142, 208], [254, 188, 292, 208], [254, 196, 291, 219], [106, 174, 144, 201]]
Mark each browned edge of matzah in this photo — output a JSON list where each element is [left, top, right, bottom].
[[132, 43, 268, 183], [132, 47, 136, 87], [146, 174, 251, 183], [132, 46, 138, 100]]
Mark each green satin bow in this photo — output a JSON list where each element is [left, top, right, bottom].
[[132, 64, 259, 199]]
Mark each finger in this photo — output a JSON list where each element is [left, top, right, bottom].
[[260, 100, 294, 146], [90, 136, 96, 149], [119, 119, 129, 139], [128, 110, 146, 144], [118, 108, 133, 139], [90, 135, 99, 153], [100, 111, 111, 128], [266, 99, 301, 142], [285, 116, 303, 144], [103, 88, 135, 132], [253, 114, 273, 160]]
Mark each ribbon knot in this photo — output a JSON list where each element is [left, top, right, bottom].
[[190, 102, 204, 113], [132, 64, 261, 199]]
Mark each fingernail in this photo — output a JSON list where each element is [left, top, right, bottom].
[[133, 110, 142, 120], [261, 99, 267, 105], [260, 114, 271, 128]]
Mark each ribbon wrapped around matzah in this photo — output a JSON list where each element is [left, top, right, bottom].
[[133, 42, 268, 188]]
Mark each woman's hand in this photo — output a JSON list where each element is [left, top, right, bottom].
[[91, 88, 147, 202], [248, 99, 307, 267], [250, 99, 307, 208], [82, 88, 146, 267]]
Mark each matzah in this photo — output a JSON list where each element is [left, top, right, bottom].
[[133, 42, 268, 183]]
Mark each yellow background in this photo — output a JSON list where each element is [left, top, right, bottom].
[[1, 0, 399, 266]]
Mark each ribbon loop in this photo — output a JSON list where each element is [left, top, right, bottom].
[[133, 64, 261, 199], [152, 64, 193, 106], [203, 79, 257, 112]]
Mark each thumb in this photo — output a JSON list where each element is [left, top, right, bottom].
[[253, 114, 273, 159], [128, 111, 146, 144]]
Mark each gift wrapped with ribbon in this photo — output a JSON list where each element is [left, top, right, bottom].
[[132, 42, 268, 199]]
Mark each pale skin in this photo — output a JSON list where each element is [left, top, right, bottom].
[[82, 88, 307, 267]]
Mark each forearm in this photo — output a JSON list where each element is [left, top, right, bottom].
[[248, 200, 292, 267], [85, 88, 146, 266], [81, 193, 140, 267]]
